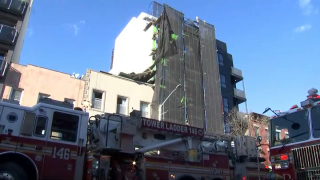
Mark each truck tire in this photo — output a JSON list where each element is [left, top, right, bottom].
[[0, 162, 28, 180]]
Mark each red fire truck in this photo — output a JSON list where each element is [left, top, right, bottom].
[[0, 98, 269, 180], [267, 88, 320, 180]]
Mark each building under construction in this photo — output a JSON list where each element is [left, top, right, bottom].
[[113, 2, 247, 134], [118, 2, 223, 133]]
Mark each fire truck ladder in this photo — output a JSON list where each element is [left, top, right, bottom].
[[90, 114, 124, 154]]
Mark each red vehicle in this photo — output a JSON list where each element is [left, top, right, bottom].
[[0, 98, 268, 180], [267, 88, 320, 180]]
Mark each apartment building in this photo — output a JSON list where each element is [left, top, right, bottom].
[[0, 0, 33, 98], [82, 69, 154, 118], [2, 63, 84, 107], [217, 40, 246, 113], [246, 112, 271, 167], [109, 2, 246, 133]]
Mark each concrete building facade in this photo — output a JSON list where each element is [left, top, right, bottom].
[[82, 69, 154, 118], [0, 0, 34, 99], [2, 63, 85, 107]]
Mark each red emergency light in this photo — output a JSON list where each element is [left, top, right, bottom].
[[280, 154, 288, 161], [290, 105, 298, 110]]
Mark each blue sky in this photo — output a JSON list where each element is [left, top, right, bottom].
[[20, 0, 320, 114]]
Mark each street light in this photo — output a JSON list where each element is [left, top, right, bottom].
[[158, 84, 181, 121]]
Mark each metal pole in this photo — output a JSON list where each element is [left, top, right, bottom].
[[256, 146, 261, 180], [158, 84, 181, 120], [242, 79, 250, 136]]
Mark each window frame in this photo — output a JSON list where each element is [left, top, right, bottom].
[[220, 74, 226, 88], [222, 98, 228, 113], [275, 129, 281, 140], [91, 89, 104, 110], [140, 101, 150, 118], [50, 111, 80, 143], [10, 88, 23, 103], [33, 115, 48, 137], [254, 125, 260, 137], [265, 128, 269, 142], [217, 53, 224, 66], [116, 95, 128, 115]]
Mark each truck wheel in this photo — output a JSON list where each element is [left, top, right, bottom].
[[0, 162, 28, 180]]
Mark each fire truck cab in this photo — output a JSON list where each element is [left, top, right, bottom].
[[0, 98, 269, 180], [0, 98, 89, 180], [268, 88, 320, 180]]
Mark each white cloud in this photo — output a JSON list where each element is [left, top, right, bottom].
[[27, 28, 33, 37], [298, 0, 318, 15], [64, 20, 86, 35], [294, 24, 311, 33]]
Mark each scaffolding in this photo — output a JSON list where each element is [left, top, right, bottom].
[[140, 2, 224, 134]]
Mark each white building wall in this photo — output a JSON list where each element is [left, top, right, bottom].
[[110, 12, 155, 75], [85, 69, 154, 118]]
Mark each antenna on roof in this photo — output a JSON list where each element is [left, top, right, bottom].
[[74, 73, 80, 78]]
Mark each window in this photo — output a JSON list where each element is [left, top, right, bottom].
[[217, 53, 224, 65], [34, 116, 47, 136], [140, 102, 150, 118], [220, 75, 226, 88], [270, 109, 309, 147], [64, 98, 75, 105], [311, 106, 320, 138], [38, 93, 50, 103], [10, 88, 22, 103], [223, 98, 228, 113], [258, 147, 263, 157], [117, 96, 128, 115], [265, 128, 269, 141], [254, 126, 260, 137], [91, 90, 103, 109], [285, 132, 289, 139], [50, 112, 79, 142], [0, 54, 4, 60], [276, 131, 281, 141]]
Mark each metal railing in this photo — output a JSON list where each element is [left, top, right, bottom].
[[116, 105, 127, 115], [92, 98, 102, 109], [234, 88, 246, 99], [0, 0, 27, 16], [231, 67, 243, 78], [0, 24, 18, 45]]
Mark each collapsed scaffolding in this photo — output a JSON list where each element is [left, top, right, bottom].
[[120, 2, 224, 134]]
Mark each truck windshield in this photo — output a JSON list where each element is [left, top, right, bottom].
[[311, 105, 320, 138], [270, 109, 309, 147]]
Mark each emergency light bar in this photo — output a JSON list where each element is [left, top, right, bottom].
[[300, 98, 316, 109]]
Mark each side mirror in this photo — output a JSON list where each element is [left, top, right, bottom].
[[257, 136, 262, 143]]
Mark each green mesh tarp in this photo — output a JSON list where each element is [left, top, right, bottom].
[[150, 3, 223, 134]]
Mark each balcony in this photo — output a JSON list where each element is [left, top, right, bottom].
[[231, 67, 243, 83], [233, 88, 246, 104], [0, 0, 28, 18], [0, 59, 8, 77], [0, 24, 18, 45]]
